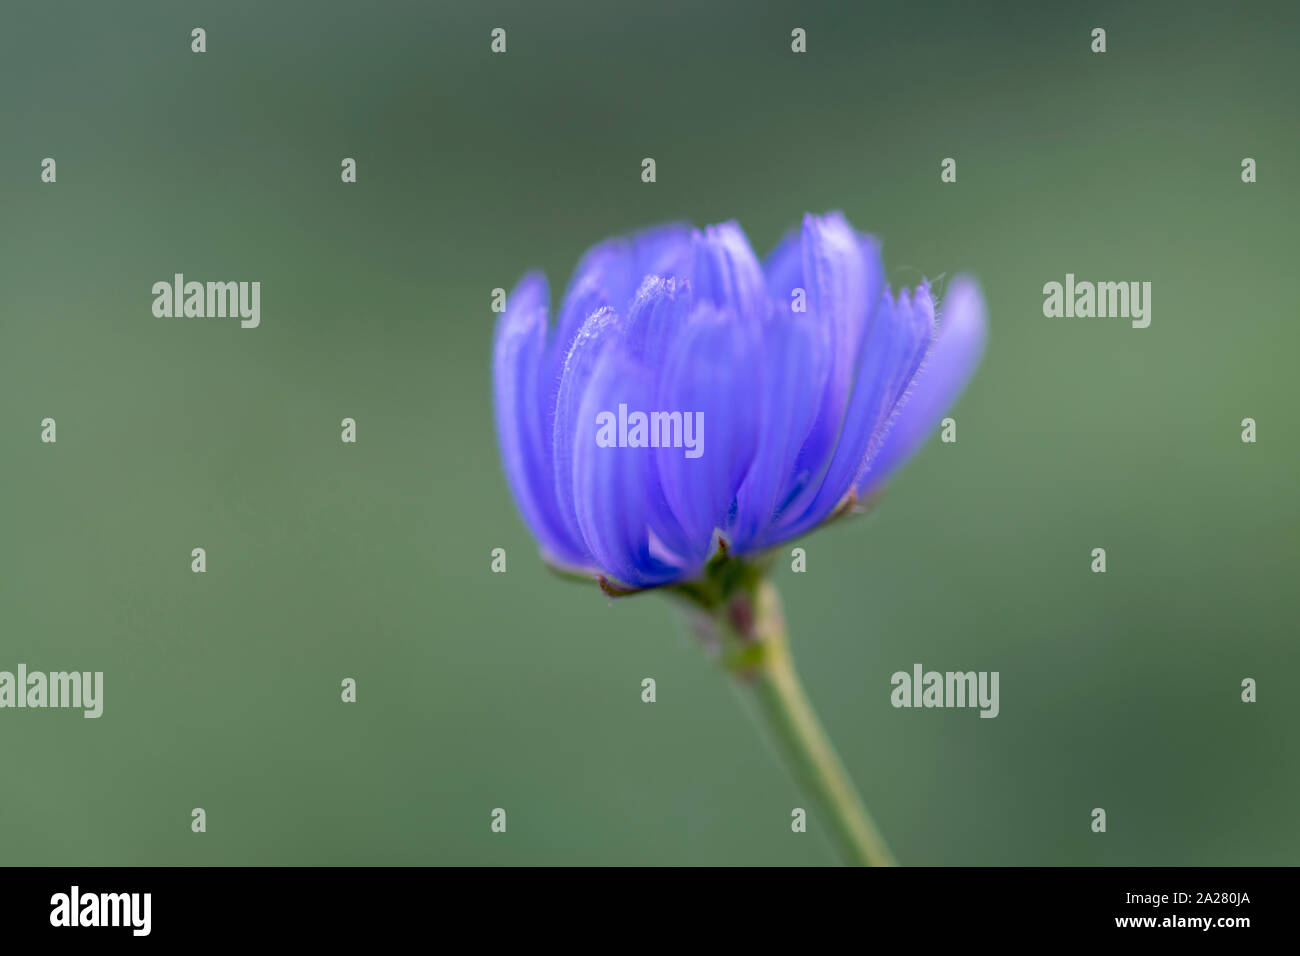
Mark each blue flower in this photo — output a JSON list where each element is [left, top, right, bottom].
[[493, 212, 987, 590]]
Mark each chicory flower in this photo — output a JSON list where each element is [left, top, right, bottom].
[[493, 211, 986, 591]]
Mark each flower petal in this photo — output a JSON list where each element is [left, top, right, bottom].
[[691, 221, 768, 320], [549, 223, 693, 380], [788, 213, 886, 489], [731, 307, 831, 551], [570, 347, 686, 588], [552, 305, 623, 557], [492, 273, 588, 565], [765, 283, 933, 543], [622, 275, 690, 364], [856, 275, 987, 491], [655, 305, 761, 553]]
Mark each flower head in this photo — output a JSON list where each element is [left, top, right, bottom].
[[493, 212, 987, 590]]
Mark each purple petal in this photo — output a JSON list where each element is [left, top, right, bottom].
[[654, 305, 761, 553], [731, 308, 831, 551], [766, 283, 933, 543], [549, 223, 693, 381], [691, 221, 768, 319], [551, 306, 623, 557], [622, 275, 690, 364], [857, 276, 988, 492], [570, 347, 687, 588], [492, 273, 589, 566], [788, 212, 886, 491]]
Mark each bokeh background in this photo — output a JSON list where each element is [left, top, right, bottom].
[[2, 0, 1297, 865]]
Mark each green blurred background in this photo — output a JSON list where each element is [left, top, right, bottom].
[[2, 0, 1296, 865]]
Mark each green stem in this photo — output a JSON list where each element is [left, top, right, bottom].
[[720, 578, 896, 867]]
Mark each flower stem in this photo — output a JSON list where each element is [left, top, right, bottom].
[[723, 578, 896, 867]]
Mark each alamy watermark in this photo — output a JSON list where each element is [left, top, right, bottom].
[[1042, 274, 1151, 328], [595, 404, 704, 459], [891, 663, 999, 718], [50, 886, 150, 936], [0, 665, 103, 718], [152, 274, 260, 328]]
